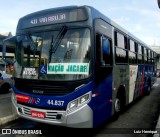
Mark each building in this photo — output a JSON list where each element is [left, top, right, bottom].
[[150, 45, 160, 73]]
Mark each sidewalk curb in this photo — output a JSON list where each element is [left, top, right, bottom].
[[0, 114, 19, 126], [153, 115, 160, 137], [156, 116, 160, 128]]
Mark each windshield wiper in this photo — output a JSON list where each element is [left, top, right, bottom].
[[49, 26, 67, 62], [26, 32, 37, 52], [26, 33, 40, 67]]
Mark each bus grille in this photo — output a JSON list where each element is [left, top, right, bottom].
[[16, 85, 72, 95], [20, 106, 65, 121], [14, 78, 75, 96]]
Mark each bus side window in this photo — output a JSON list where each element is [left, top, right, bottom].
[[96, 34, 112, 66], [115, 31, 128, 64], [101, 37, 111, 66]]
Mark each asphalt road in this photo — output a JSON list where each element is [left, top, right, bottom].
[[0, 93, 12, 118], [1, 79, 160, 137]]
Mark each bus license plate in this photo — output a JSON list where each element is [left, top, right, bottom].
[[31, 110, 45, 119]]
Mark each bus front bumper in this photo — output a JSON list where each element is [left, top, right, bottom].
[[12, 95, 93, 128]]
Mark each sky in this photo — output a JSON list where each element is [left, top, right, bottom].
[[0, 0, 160, 47]]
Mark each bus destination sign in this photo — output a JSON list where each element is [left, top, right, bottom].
[[47, 63, 89, 75], [19, 8, 88, 29], [30, 13, 66, 25]]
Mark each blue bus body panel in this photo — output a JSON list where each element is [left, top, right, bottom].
[[134, 65, 155, 99], [13, 81, 94, 109], [13, 73, 112, 128], [89, 74, 112, 128]]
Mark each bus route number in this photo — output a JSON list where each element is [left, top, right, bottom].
[[47, 100, 64, 106]]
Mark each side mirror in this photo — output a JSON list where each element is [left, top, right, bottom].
[[2, 36, 16, 65]]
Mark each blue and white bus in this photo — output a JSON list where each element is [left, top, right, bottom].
[[3, 5, 157, 128]]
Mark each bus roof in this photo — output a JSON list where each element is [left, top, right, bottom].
[[17, 5, 89, 30]]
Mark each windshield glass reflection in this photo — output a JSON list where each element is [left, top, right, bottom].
[[14, 28, 91, 81]]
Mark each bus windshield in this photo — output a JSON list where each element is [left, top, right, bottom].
[[14, 28, 91, 81]]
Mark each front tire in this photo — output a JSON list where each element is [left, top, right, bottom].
[[146, 77, 151, 95], [114, 98, 121, 113], [112, 98, 121, 120], [146, 85, 151, 95]]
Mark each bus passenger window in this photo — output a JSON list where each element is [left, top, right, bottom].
[[129, 39, 137, 64], [138, 44, 143, 64], [114, 31, 128, 64], [96, 34, 112, 66]]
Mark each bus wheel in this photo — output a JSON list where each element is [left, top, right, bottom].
[[115, 98, 121, 113], [112, 98, 121, 120], [146, 85, 151, 95], [146, 78, 151, 95]]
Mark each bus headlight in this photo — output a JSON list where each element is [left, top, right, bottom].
[[67, 91, 91, 113], [68, 99, 78, 111], [80, 93, 90, 104]]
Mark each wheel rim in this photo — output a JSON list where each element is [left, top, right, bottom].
[[115, 98, 121, 113]]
